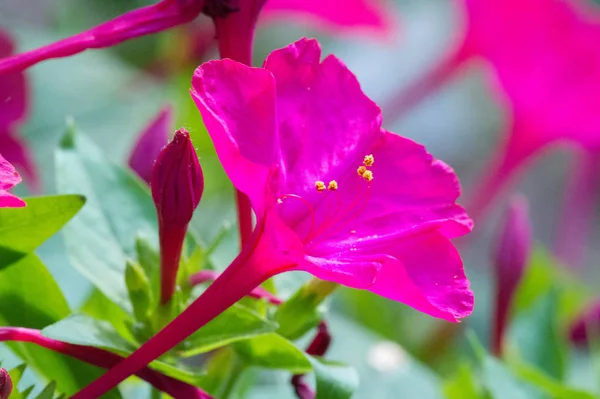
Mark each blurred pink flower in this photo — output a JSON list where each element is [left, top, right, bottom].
[[384, 0, 600, 267], [72, 38, 473, 398], [151, 128, 204, 304], [0, 28, 37, 191], [492, 195, 532, 356], [0, 152, 25, 208], [128, 106, 173, 184]]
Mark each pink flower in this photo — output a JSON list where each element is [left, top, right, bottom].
[[385, 0, 600, 215], [491, 195, 532, 356], [72, 38, 473, 398], [0, 28, 38, 191], [151, 128, 204, 304], [0, 152, 25, 208], [129, 106, 173, 184]]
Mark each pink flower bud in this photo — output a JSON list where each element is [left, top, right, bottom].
[[570, 300, 600, 346], [0, 368, 12, 399], [492, 195, 532, 356], [151, 128, 204, 304]]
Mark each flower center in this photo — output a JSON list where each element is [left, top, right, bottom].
[[276, 154, 374, 246]]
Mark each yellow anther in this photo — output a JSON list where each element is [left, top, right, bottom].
[[362, 170, 373, 182], [328, 180, 338, 191], [315, 180, 326, 192], [363, 154, 374, 167], [357, 165, 367, 176]]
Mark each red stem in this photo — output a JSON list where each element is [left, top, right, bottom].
[[0, 327, 210, 398], [159, 225, 187, 305]]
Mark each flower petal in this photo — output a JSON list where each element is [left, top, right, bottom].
[[0, 133, 38, 193], [0, 28, 28, 127], [262, 0, 396, 38], [369, 231, 473, 321], [191, 59, 277, 213], [263, 38, 383, 197]]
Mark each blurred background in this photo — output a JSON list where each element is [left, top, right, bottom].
[[1, 0, 599, 397]]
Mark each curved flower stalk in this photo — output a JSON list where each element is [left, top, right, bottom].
[[129, 106, 173, 184], [72, 38, 473, 398], [0, 0, 206, 74], [0, 28, 37, 191], [0, 152, 25, 208], [384, 0, 600, 227], [0, 327, 210, 398]]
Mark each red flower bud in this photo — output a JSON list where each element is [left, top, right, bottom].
[[151, 128, 204, 304], [0, 368, 12, 399], [492, 195, 532, 356]]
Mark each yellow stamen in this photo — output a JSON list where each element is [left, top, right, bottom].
[[315, 180, 326, 192], [357, 165, 367, 176], [362, 170, 373, 182], [328, 180, 338, 191], [363, 154, 374, 167]]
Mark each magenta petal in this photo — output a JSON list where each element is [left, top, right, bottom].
[[0, 152, 24, 208], [370, 231, 473, 322], [262, 38, 383, 193], [191, 58, 277, 213], [262, 0, 396, 38], [0, 133, 39, 193], [128, 106, 172, 184], [0, 0, 204, 74]]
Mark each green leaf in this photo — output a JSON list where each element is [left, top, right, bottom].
[[33, 381, 57, 399], [81, 289, 135, 341], [511, 362, 597, 399], [508, 289, 567, 380], [55, 126, 158, 312], [41, 314, 204, 385], [125, 260, 153, 322], [0, 195, 85, 268], [443, 364, 484, 399], [235, 333, 312, 373], [181, 304, 279, 357], [275, 279, 337, 340], [0, 255, 120, 397], [308, 356, 359, 399]]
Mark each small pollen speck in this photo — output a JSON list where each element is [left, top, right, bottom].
[[315, 180, 326, 192], [277, 198, 283, 204], [362, 170, 373, 182], [328, 180, 338, 191], [363, 154, 374, 167], [357, 165, 367, 176], [350, 230, 356, 234]]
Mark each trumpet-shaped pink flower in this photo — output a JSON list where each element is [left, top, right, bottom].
[[0, 152, 25, 208], [129, 106, 173, 184], [0, 28, 37, 191], [385, 0, 600, 213], [73, 38, 473, 398]]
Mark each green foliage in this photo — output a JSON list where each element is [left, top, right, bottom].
[[0, 195, 85, 268], [55, 124, 158, 312]]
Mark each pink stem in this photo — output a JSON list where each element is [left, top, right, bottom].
[[189, 269, 282, 305], [0, 0, 205, 74], [159, 225, 188, 305], [553, 148, 600, 270], [0, 327, 210, 398], [382, 43, 469, 124]]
